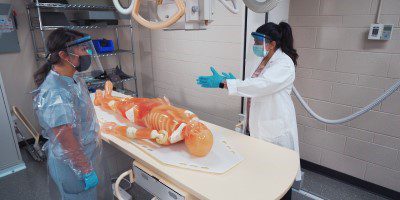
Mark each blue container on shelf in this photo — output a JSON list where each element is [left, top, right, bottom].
[[93, 39, 115, 54]]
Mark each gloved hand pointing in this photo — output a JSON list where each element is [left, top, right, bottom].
[[197, 67, 235, 88], [222, 72, 236, 79], [197, 67, 225, 88], [83, 171, 99, 190]]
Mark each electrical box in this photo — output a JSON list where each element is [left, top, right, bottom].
[[0, 3, 20, 54], [368, 24, 393, 40], [149, 0, 214, 30]]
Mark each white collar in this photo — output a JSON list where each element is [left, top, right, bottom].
[[268, 48, 283, 64]]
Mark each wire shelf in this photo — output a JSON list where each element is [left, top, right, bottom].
[[86, 76, 136, 87], [115, 88, 138, 97], [86, 77, 137, 97], [26, 1, 138, 97], [28, 3, 116, 10], [96, 50, 134, 57], [34, 25, 132, 30], [36, 49, 134, 59]]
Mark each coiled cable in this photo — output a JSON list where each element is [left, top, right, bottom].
[[292, 79, 400, 124]]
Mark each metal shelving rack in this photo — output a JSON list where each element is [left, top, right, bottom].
[[25, 0, 137, 96]]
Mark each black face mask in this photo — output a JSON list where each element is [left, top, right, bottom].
[[75, 55, 92, 72]]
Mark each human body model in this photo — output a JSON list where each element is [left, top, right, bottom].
[[95, 81, 213, 157]]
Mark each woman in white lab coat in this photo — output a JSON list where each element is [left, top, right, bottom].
[[197, 22, 301, 182]]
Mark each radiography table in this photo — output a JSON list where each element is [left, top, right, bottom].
[[100, 119, 299, 200], [92, 91, 299, 199]]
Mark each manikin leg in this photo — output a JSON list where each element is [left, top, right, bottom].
[[94, 90, 103, 106], [104, 81, 113, 97]]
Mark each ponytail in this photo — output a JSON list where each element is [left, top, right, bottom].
[[33, 28, 85, 87], [255, 22, 299, 66], [278, 22, 298, 66], [34, 62, 52, 87]]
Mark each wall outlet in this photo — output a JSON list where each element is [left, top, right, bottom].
[[368, 24, 393, 40]]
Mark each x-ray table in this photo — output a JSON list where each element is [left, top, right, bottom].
[[93, 93, 299, 200]]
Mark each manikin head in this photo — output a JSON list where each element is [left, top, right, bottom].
[[184, 120, 213, 157]]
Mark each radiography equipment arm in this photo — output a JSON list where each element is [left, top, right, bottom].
[[226, 62, 294, 98], [131, 0, 186, 29], [112, 0, 134, 15], [52, 125, 93, 175], [111, 0, 280, 29], [217, 0, 239, 14]]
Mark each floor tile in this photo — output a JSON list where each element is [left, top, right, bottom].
[[301, 169, 325, 196], [293, 189, 316, 200]]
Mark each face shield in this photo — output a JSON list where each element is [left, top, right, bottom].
[[251, 32, 271, 57], [65, 36, 104, 78]]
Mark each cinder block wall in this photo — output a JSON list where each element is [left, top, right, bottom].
[[141, 3, 245, 129], [100, 0, 245, 181], [290, 0, 400, 191], [0, 0, 38, 136]]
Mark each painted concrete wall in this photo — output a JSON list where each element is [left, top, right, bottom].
[[290, 0, 400, 191], [141, 1, 245, 129], [0, 0, 38, 137]]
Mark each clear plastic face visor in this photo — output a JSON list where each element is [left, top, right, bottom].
[[251, 32, 270, 47], [66, 36, 104, 78], [251, 32, 271, 57]]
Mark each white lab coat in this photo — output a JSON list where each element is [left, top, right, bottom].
[[226, 48, 301, 181]]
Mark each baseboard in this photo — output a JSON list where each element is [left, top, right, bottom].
[[301, 159, 400, 200], [0, 162, 26, 178]]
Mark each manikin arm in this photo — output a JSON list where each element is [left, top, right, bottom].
[[101, 122, 170, 145]]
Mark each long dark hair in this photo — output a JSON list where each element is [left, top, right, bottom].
[[256, 22, 298, 66], [33, 28, 85, 86]]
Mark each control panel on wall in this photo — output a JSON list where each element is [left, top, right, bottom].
[[368, 24, 393, 40]]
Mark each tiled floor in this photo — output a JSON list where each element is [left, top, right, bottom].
[[0, 148, 50, 200], [0, 149, 392, 200], [295, 169, 390, 200]]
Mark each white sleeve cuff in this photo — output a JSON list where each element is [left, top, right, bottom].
[[226, 79, 238, 95]]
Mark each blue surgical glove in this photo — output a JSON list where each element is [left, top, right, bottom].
[[222, 72, 236, 79], [83, 171, 99, 191], [196, 67, 226, 88]]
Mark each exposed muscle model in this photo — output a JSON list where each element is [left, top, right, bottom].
[[95, 81, 213, 157]]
